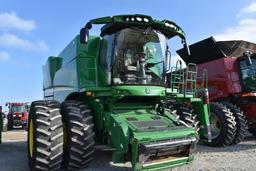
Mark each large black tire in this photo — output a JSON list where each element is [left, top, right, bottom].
[[209, 102, 236, 147], [61, 101, 95, 170], [222, 102, 247, 144], [173, 104, 200, 132], [28, 100, 63, 171]]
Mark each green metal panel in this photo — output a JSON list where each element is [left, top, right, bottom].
[[76, 36, 101, 88], [43, 35, 101, 102], [58, 35, 101, 89], [58, 37, 78, 65], [131, 124, 196, 171], [112, 86, 166, 97], [192, 100, 211, 139], [103, 108, 197, 170], [108, 113, 130, 163], [77, 57, 97, 88], [87, 14, 186, 39], [43, 56, 62, 89]]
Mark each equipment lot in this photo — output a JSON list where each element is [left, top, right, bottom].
[[1, 130, 256, 171]]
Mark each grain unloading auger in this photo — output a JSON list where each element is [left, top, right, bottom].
[[27, 14, 211, 171]]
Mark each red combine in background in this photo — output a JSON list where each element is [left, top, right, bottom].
[[177, 37, 256, 141], [6, 102, 28, 130]]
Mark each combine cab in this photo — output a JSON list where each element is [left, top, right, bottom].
[[6, 102, 28, 130], [27, 14, 211, 171], [177, 37, 253, 146]]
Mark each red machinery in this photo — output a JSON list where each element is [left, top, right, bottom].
[[6, 102, 28, 130], [177, 37, 256, 145]]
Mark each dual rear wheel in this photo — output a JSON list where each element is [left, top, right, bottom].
[[28, 100, 95, 171], [209, 102, 247, 146], [174, 102, 247, 147]]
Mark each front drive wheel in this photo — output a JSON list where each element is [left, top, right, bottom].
[[172, 104, 199, 133], [61, 101, 95, 170], [208, 102, 236, 147], [28, 100, 63, 171]]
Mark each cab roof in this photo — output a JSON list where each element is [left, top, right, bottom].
[[11, 102, 25, 106], [84, 14, 186, 39]]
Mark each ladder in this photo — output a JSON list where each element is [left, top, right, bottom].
[[171, 60, 184, 93], [184, 63, 198, 96], [170, 61, 199, 97]]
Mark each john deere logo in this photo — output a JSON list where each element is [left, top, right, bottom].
[[145, 88, 151, 94]]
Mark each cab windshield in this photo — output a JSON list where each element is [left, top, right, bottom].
[[11, 105, 26, 113], [106, 28, 168, 86], [239, 57, 256, 92]]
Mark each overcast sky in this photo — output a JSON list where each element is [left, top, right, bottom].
[[0, 0, 255, 110]]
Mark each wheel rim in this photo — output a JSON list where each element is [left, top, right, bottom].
[[210, 112, 221, 139], [29, 119, 33, 158]]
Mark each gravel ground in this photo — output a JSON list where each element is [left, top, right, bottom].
[[0, 130, 256, 171]]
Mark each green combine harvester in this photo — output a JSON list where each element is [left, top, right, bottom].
[[27, 14, 211, 171]]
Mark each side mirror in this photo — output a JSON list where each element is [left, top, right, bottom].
[[183, 41, 191, 57], [165, 50, 171, 72], [80, 27, 89, 44], [246, 56, 252, 66], [244, 51, 253, 66]]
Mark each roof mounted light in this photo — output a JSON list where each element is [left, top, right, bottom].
[[164, 22, 171, 27], [143, 18, 149, 23], [136, 17, 142, 22], [123, 16, 150, 23], [164, 22, 177, 30], [169, 24, 176, 29]]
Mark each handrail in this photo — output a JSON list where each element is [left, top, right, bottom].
[[185, 63, 197, 97], [171, 60, 184, 93], [196, 69, 208, 96]]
